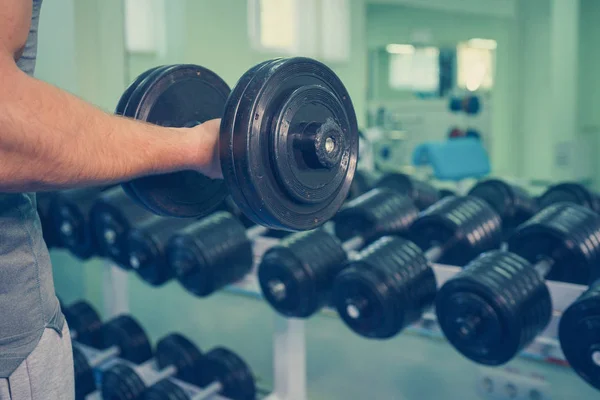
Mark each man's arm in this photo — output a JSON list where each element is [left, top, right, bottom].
[[0, 0, 220, 193]]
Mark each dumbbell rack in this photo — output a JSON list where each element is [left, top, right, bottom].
[[101, 236, 586, 400]]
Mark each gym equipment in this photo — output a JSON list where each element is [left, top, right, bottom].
[[37, 192, 59, 249], [409, 196, 502, 266], [448, 127, 465, 139], [126, 215, 194, 287], [167, 212, 267, 297], [559, 280, 600, 391], [538, 182, 600, 212], [347, 169, 374, 200], [465, 129, 481, 140], [49, 187, 106, 259], [375, 172, 440, 210], [118, 59, 358, 231], [331, 196, 502, 339], [438, 188, 456, 198], [63, 300, 103, 348], [448, 94, 481, 114], [435, 203, 600, 365], [258, 188, 419, 318], [91, 187, 156, 268], [143, 347, 256, 400], [468, 179, 537, 238], [73, 315, 152, 400], [101, 334, 202, 400]]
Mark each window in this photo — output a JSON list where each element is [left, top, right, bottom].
[[248, 0, 297, 52], [457, 38, 496, 91], [387, 44, 440, 93], [124, 0, 166, 55]]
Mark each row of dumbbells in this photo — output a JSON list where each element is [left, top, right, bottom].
[[40, 175, 600, 390], [61, 299, 256, 400], [38, 187, 268, 295], [254, 180, 600, 392]]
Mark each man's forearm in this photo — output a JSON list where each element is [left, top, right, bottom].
[[0, 60, 205, 192]]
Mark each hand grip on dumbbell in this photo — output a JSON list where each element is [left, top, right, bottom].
[[257, 188, 420, 318], [435, 202, 600, 365], [332, 195, 503, 339], [73, 315, 152, 400], [117, 59, 358, 231], [167, 212, 269, 297], [559, 280, 600, 392]]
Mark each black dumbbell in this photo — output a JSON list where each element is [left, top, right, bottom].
[[376, 172, 440, 210], [117, 59, 358, 231], [538, 182, 600, 212], [63, 300, 103, 348], [126, 215, 195, 286], [468, 178, 537, 238], [435, 203, 600, 365], [91, 187, 156, 268], [331, 196, 502, 339], [559, 280, 600, 391], [102, 333, 204, 400], [37, 192, 60, 249], [258, 188, 419, 318], [347, 169, 375, 200], [438, 188, 456, 199], [167, 212, 267, 297], [74, 315, 153, 400], [143, 347, 256, 400], [49, 187, 111, 259]]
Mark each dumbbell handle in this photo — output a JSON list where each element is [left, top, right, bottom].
[[534, 258, 554, 278], [86, 345, 120, 368], [246, 224, 269, 240], [190, 380, 224, 400], [342, 235, 366, 253], [424, 246, 443, 263]]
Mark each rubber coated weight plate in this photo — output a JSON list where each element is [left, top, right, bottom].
[[221, 58, 359, 230], [123, 65, 231, 218], [200, 347, 256, 400], [117, 66, 165, 205], [102, 315, 152, 364], [156, 333, 203, 385], [559, 283, 600, 391]]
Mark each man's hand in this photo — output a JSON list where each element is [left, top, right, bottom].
[[182, 119, 223, 180]]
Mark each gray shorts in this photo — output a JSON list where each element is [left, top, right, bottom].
[[0, 324, 74, 400]]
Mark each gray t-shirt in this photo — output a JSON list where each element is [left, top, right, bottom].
[[0, 0, 64, 378]]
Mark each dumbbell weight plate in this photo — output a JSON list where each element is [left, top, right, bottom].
[[156, 334, 204, 386], [63, 301, 103, 348], [73, 346, 96, 400], [559, 284, 600, 391], [102, 315, 153, 364], [537, 182, 600, 212], [221, 57, 359, 230], [116, 66, 164, 205], [200, 347, 256, 400], [121, 65, 231, 218]]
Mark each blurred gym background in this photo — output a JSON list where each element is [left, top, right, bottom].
[[41, 0, 598, 398]]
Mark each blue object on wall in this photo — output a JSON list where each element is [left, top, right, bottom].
[[412, 138, 490, 181]]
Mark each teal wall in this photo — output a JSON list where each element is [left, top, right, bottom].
[[35, 0, 599, 398], [126, 0, 368, 128]]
